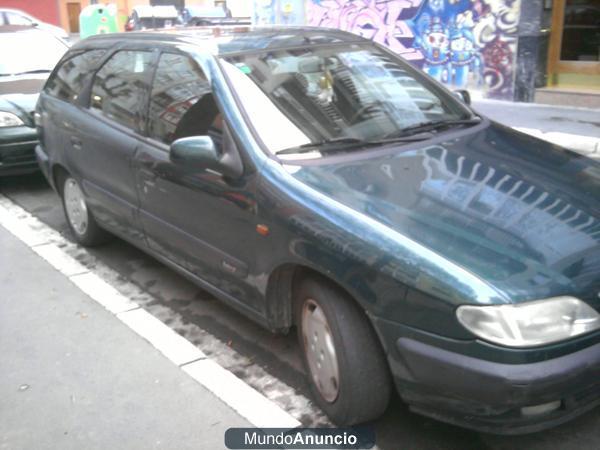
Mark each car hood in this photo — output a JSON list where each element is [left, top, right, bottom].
[[290, 122, 600, 308], [0, 77, 43, 126], [0, 75, 46, 95]]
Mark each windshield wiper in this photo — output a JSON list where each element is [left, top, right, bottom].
[[276, 137, 368, 156], [275, 133, 433, 156], [384, 117, 482, 139]]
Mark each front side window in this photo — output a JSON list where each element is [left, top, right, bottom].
[[90, 50, 153, 131], [45, 50, 106, 103], [222, 43, 473, 155], [148, 52, 222, 146]]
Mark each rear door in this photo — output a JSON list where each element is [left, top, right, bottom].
[[39, 48, 107, 180], [74, 48, 155, 242]]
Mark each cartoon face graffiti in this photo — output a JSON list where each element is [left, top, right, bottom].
[[420, 20, 450, 82], [427, 31, 449, 52], [422, 20, 450, 61], [429, 0, 445, 13], [450, 36, 474, 52], [449, 27, 479, 88]]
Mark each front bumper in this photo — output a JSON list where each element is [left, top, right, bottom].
[[395, 337, 600, 434], [376, 318, 600, 434], [0, 126, 39, 176]]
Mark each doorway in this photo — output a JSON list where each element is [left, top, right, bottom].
[[66, 2, 82, 33], [547, 0, 600, 89]]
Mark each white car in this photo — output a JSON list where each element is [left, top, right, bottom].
[[0, 8, 69, 41]]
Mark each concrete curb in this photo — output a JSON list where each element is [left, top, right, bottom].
[[0, 194, 301, 431]]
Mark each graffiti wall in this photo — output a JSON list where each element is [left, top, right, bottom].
[[306, 0, 522, 100]]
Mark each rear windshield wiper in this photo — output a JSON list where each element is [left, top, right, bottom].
[[384, 117, 481, 139], [275, 133, 433, 156]]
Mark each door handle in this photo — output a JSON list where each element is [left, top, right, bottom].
[[70, 136, 82, 150]]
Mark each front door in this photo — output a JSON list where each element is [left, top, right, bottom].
[[66, 2, 81, 33], [133, 51, 261, 312]]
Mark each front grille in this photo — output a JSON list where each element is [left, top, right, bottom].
[[0, 143, 37, 165]]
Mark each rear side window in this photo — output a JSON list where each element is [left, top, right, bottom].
[[148, 52, 221, 145], [90, 50, 153, 131], [45, 50, 106, 103]]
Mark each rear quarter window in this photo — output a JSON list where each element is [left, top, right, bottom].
[[44, 49, 106, 103]]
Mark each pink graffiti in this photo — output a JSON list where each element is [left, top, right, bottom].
[[307, 0, 425, 61]]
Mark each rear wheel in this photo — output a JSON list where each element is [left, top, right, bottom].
[[295, 277, 392, 425], [60, 175, 109, 246]]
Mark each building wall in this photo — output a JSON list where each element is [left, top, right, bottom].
[[0, 0, 61, 25]]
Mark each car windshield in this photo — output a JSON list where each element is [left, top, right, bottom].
[[221, 43, 474, 157], [0, 33, 68, 76]]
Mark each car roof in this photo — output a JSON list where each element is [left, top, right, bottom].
[[75, 26, 365, 55]]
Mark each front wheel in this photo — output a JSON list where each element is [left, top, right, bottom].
[[295, 277, 392, 425], [61, 175, 110, 246]]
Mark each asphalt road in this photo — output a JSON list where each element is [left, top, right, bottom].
[[2, 173, 599, 450]]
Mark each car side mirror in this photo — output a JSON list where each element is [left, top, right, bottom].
[[454, 89, 471, 105], [170, 136, 242, 178]]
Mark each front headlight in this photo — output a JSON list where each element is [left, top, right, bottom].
[[457, 296, 600, 347], [0, 111, 25, 127]]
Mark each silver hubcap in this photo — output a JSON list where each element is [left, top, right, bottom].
[[302, 299, 340, 403], [64, 178, 88, 236]]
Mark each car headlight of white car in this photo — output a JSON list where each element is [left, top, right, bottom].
[[457, 296, 600, 347], [0, 111, 25, 127]]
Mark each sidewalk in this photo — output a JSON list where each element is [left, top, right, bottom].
[[472, 99, 600, 159], [0, 225, 250, 450]]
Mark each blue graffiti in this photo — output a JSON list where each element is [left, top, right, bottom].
[[410, 0, 484, 89], [449, 25, 482, 87], [416, 18, 450, 82]]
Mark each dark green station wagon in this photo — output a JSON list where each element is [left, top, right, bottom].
[[35, 27, 600, 434]]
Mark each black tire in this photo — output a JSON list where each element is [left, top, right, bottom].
[[295, 276, 392, 425], [59, 174, 110, 247]]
